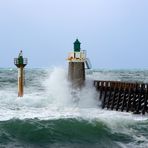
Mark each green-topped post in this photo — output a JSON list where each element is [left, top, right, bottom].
[[14, 50, 28, 97]]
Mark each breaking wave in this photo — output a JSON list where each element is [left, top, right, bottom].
[[0, 68, 148, 147]]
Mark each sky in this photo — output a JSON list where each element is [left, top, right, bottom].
[[0, 0, 148, 69]]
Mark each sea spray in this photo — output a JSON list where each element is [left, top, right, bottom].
[[0, 68, 148, 147], [44, 67, 99, 108], [44, 67, 73, 107]]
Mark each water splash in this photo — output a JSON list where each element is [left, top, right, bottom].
[[44, 67, 98, 108], [0, 68, 148, 147]]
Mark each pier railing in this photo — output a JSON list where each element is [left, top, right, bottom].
[[14, 58, 28, 65], [67, 50, 86, 62], [14, 58, 28, 68]]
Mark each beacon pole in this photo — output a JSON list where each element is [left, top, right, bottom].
[[14, 50, 28, 97]]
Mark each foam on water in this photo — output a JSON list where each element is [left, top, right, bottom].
[[0, 67, 99, 120], [0, 67, 148, 122], [0, 68, 148, 147]]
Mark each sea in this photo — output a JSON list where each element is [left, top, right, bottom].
[[0, 67, 148, 148]]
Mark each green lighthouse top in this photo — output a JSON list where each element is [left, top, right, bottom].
[[18, 50, 24, 65], [14, 50, 28, 67], [74, 39, 81, 52]]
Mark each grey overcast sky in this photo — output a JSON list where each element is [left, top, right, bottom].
[[0, 0, 148, 69]]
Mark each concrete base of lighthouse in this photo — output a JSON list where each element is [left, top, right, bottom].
[[68, 62, 85, 88]]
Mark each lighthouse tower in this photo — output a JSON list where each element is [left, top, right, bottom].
[[14, 50, 28, 97], [67, 39, 87, 87]]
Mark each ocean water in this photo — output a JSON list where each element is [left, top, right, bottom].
[[0, 68, 148, 148]]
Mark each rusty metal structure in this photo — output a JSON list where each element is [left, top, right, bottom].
[[14, 50, 28, 97]]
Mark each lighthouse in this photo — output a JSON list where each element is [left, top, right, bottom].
[[14, 50, 28, 97], [67, 39, 90, 88]]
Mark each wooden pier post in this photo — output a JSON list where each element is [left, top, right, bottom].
[[142, 84, 148, 114], [102, 82, 107, 108], [111, 83, 117, 110], [126, 84, 132, 112], [116, 84, 122, 111]]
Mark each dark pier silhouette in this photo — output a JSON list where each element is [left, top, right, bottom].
[[94, 80, 148, 114]]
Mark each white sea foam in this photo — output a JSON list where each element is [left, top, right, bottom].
[[0, 67, 148, 147], [1, 68, 148, 148], [0, 67, 148, 123], [1, 68, 148, 147]]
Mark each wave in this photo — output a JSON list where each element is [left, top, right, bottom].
[[0, 118, 148, 148], [0, 68, 148, 147], [0, 118, 134, 148]]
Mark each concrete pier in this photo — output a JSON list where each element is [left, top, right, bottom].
[[14, 50, 28, 97], [68, 62, 85, 87]]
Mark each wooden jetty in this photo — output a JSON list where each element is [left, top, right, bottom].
[[94, 80, 148, 114]]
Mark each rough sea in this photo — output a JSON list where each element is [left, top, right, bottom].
[[0, 67, 148, 148]]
